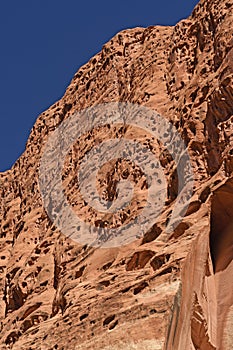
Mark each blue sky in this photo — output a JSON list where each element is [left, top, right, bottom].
[[0, 0, 199, 171]]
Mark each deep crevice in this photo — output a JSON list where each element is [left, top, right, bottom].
[[210, 179, 233, 273]]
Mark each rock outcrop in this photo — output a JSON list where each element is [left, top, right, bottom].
[[0, 0, 233, 349]]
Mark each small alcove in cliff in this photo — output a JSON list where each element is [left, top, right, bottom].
[[210, 178, 233, 273]]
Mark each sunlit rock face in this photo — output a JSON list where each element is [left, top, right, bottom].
[[0, 0, 233, 349]]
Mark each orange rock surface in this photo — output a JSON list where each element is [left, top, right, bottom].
[[0, 0, 233, 349]]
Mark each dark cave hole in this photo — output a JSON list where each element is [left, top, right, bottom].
[[210, 179, 233, 273]]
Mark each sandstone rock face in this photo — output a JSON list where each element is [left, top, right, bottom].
[[0, 0, 233, 349]]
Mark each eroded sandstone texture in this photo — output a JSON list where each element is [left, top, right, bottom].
[[0, 0, 233, 348]]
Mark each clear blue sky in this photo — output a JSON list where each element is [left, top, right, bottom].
[[0, 0, 199, 171]]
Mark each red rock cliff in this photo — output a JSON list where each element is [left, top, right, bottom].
[[0, 0, 233, 349]]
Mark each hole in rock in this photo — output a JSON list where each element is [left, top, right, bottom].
[[199, 186, 211, 203], [184, 200, 201, 217], [141, 224, 162, 244], [170, 222, 190, 239], [103, 315, 115, 326], [75, 265, 85, 279], [101, 261, 114, 271], [133, 281, 149, 295], [99, 280, 110, 287], [126, 250, 155, 271], [80, 313, 88, 321], [210, 179, 233, 272], [150, 254, 171, 271]]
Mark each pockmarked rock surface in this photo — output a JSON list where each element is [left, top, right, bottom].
[[0, 0, 233, 349]]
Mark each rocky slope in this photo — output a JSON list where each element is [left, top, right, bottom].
[[0, 0, 233, 349]]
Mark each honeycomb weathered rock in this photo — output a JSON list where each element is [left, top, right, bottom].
[[0, 0, 233, 349]]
